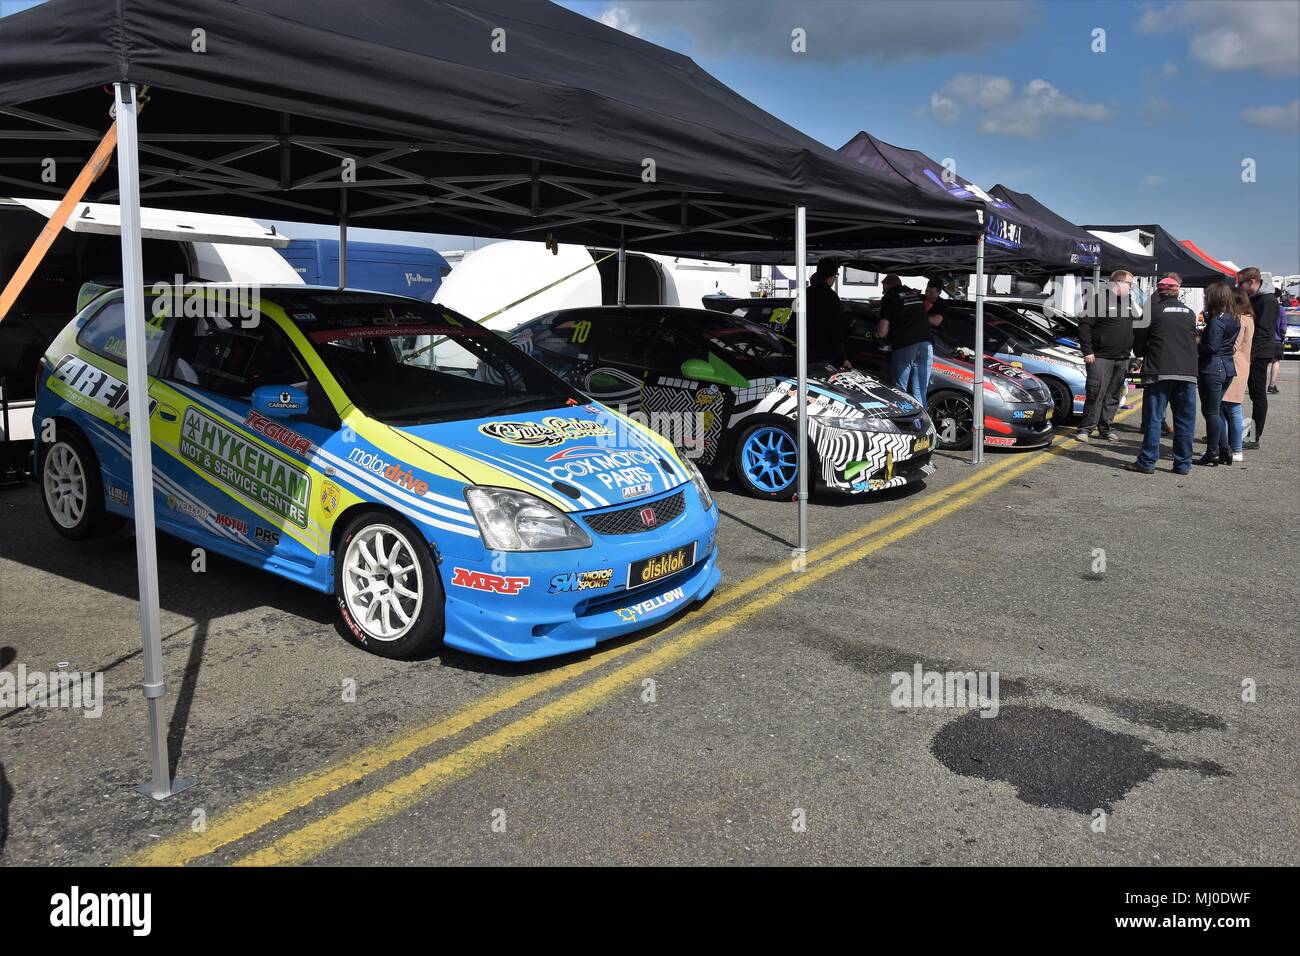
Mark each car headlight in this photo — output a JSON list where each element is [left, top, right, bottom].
[[823, 415, 901, 433], [680, 455, 715, 511], [464, 486, 592, 552], [989, 378, 1033, 403]]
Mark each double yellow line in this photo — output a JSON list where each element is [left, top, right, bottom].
[[124, 409, 1135, 866]]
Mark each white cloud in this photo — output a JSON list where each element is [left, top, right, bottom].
[[1138, 1, 1300, 76], [940, 73, 1014, 107], [587, 1, 1039, 61], [1242, 99, 1300, 130], [1162, 61, 1180, 77], [1141, 175, 1167, 187], [932, 75, 1110, 138], [599, 5, 641, 35], [930, 92, 961, 124]]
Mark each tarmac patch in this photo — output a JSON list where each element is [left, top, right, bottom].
[[930, 705, 1231, 814]]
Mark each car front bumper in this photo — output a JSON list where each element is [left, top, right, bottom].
[[440, 488, 721, 661]]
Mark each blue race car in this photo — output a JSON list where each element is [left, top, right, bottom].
[[33, 287, 721, 661], [932, 302, 1089, 421]]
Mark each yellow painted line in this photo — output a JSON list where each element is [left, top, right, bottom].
[[234, 405, 1139, 866], [121, 417, 1108, 866]]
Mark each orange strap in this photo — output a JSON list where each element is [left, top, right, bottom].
[[0, 121, 120, 324]]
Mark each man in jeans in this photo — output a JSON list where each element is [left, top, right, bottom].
[[877, 275, 944, 406], [1076, 270, 1137, 442], [1127, 274, 1199, 474], [1237, 266, 1279, 448]]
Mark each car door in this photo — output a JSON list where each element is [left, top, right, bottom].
[[584, 316, 719, 465], [150, 311, 331, 570]]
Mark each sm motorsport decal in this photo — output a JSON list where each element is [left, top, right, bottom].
[[179, 407, 311, 528], [451, 567, 530, 595], [548, 568, 614, 593], [478, 417, 614, 447], [47, 354, 156, 430]]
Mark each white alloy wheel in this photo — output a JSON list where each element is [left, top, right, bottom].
[[43, 441, 88, 530], [340, 523, 424, 642]]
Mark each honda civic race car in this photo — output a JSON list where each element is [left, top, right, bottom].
[[509, 306, 937, 500], [930, 303, 1088, 421], [33, 288, 720, 662], [705, 296, 1055, 451]]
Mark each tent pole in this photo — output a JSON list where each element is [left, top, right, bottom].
[[794, 206, 808, 556], [116, 83, 193, 801], [616, 226, 626, 306], [971, 234, 986, 464], [338, 189, 348, 290]]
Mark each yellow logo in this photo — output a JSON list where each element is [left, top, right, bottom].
[[320, 480, 341, 516], [913, 436, 932, 454]]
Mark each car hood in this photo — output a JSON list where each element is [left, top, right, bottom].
[[1026, 344, 1085, 367], [805, 367, 925, 418], [389, 402, 687, 512]]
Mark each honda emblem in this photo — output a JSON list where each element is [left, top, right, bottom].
[[640, 507, 657, 528]]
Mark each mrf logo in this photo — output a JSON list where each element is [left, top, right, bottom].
[[451, 567, 530, 595]]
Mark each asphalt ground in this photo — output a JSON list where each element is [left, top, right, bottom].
[[1, 362, 1296, 866]]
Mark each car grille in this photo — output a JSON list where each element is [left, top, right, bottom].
[[584, 491, 685, 536]]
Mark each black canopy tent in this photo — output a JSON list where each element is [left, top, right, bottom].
[[1079, 223, 1233, 287], [988, 185, 1155, 276], [0, 0, 982, 798]]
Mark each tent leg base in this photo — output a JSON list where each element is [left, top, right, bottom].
[[135, 777, 197, 802]]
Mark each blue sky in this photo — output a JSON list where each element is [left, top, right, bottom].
[[4, 0, 1297, 272]]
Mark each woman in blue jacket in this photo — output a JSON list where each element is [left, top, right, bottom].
[[1196, 282, 1240, 467]]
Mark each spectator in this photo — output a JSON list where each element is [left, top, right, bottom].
[[1236, 267, 1279, 448], [877, 275, 945, 406], [806, 257, 850, 370], [1194, 282, 1239, 467], [1127, 273, 1199, 475], [1219, 290, 1255, 464], [1076, 270, 1136, 442]]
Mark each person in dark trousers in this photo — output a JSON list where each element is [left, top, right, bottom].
[[806, 257, 851, 370], [1076, 269, 1137, 442], [1236, 266, 1279, 448], [1194, 281, 1239, 467], [1127, 274, 1200, 474], [877, 274, 944, 406]]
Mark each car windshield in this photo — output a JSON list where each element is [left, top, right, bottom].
[[273, 292, 583, 425], [666, 311, 793, 370]]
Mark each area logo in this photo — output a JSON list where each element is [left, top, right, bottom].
[[451, 567, 530, 595], [479, 416, 614, 447]]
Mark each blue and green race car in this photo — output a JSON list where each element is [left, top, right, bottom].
[[32, 287, 721, 661]]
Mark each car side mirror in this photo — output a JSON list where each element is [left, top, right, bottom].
[[680, 353, 749, 389], [252, 384, 309, 419]]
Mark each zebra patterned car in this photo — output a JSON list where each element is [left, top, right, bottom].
[[510, 306, 937, 501]]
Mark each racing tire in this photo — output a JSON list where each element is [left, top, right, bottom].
[[1040, 376, 1073, 424], [733, 419, 802, 501], [37, 426, 124, 540], [334, 510, 444, 659], [927, 390, 974, 451]]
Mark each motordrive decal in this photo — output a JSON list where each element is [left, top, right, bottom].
[[179, 407, 311, 528], [47, 354, 156, 431], [478, 417, 614, 447]]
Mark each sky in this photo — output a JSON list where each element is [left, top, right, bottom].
[[3, 0, 1298, 272]]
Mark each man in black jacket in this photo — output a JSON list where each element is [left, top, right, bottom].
[[1127, 274, 1199, 474], [1236, 266, 1279, 447], [806, 257, 850, 370], [877, 275, 945, 405], [1076, 270, 1137, 442]]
